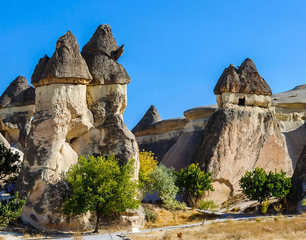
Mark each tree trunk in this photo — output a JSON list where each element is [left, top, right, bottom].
[[94, 210, 101, 233]]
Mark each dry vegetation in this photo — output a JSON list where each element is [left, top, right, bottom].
[[130, 214, 306, 240], [144, 204, 205, 228]]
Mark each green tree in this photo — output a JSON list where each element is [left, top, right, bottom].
[[239, 168, 292, 213], [239, 168, 270, 204], [176, 163, 214, 207], [0, 192, 26, 229], [149, 164, 180, 209], [0, 143, 20, 180], [138, 150, 158, 193], [63, 155, 139, 233], [267, 170, 292, 200]]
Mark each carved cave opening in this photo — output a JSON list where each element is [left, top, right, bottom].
[[238, 97, 245, 106]]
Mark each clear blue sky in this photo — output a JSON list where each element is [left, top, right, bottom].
[[1, 1, 306, 129]]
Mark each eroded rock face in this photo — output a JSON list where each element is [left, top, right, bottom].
[[19, 31, 95, 231], [194, 105, 292, 203], [81, 24, 130, 85], [214, 58, 272, 96], [0, 76, 35, 149], [32, 31, 92, 87], [132, 105, 161, 134]]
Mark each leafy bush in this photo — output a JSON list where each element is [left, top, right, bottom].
[[239, 168, 292, 213], [64, 155, 140, 232], [0, 144, 20, 180], [0, 192, 26, 229], [149, 164, 181, 209], [198, 200, 218, 211], [266, 170, 292, 200], [139, 150, 158, 193], [144, 207, 157, 223], [176, 163, 214, 207]]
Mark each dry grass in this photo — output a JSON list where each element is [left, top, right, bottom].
[[131, 214, 306, 240], [144, 205, 203, 228]]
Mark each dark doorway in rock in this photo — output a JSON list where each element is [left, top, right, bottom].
[[238, 98, 245, 106]]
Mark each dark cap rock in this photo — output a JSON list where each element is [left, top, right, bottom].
[[31, 31, 92, 87], [214, 58, 272, 96], [132, 105, 161, 133], [82, 24, 130, 85], [0, 76, 35, 108]]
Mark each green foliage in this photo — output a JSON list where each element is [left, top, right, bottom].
[[239, 168, 269, 203], [144, 207, 157, 223], [260, 199, 269, 214], [138, 150, 158, 192], [198, 200, 219, 211], [64, 155, 139, 231], [149, 164, 181, 209], [302, 199, 306, 207], [266, 170, 292, 200], [176, 163, 214, 207], [240, 168, 292, 213], [0, 144, 20, 180], [0, 192, 26, 229]]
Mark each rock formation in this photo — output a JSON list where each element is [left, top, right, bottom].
[[215, 58, 272, 108], [161, 105, 217, 169], [132, 105, 161, 133], [18, 26, 141, 231], [0, 76, 35, 149], [194, 59, 292, 204]]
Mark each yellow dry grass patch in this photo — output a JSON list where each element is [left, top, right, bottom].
[[132, 214, 306, 240], [145, 206, 202, 228]]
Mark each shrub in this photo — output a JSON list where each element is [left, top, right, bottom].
[[239, 168, 270, 203], [139, 150, 158, 193], [144, 207, 157, 223], [0, 192, 26, 229], [0, 144, 20, 180], [64, 155, 139, 232], [198, 200, 218, 211], [149, 164, 181, 209], [239, 168, 292, 213], [176, 163, 214, 207]]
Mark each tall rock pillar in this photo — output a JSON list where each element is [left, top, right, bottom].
[[20, 31, 94, 231]]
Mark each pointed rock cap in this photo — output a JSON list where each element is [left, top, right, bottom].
[[82, 24, 130, 85], [0, 76, 35, 108], [132, 105, 161, 133], [31, 31, 92, 87], [214, 58, 272, 96]]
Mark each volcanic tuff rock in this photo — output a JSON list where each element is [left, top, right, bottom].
[[82, 24, 130, 85], [161, 105, 217, 169], [20, 31, 94, 231], [132, 105, 162, 134], [0, 76, 35, 108], [214, 58, 272, 96], [31, 31, 92, 87], [133, 105, 217, 162], [18, 25, 141, 232], [194, 106, 292, 204], [292, 146, 306, 200], [0, 76, 35, 149]]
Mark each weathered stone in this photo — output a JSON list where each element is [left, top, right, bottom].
[[132, 105, 161, 134], [292, 146, 306, 201], [0, 76, 35, 149], [0, 76, 35, 108], [161, 118, 208, 169], [194, 106, 292, 203], [82, 24, 130, 85], [31, 31, 92, 87], [20, 84, 94, 231], [214, 58, 272, 96], [183, 105, 217, 121]]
